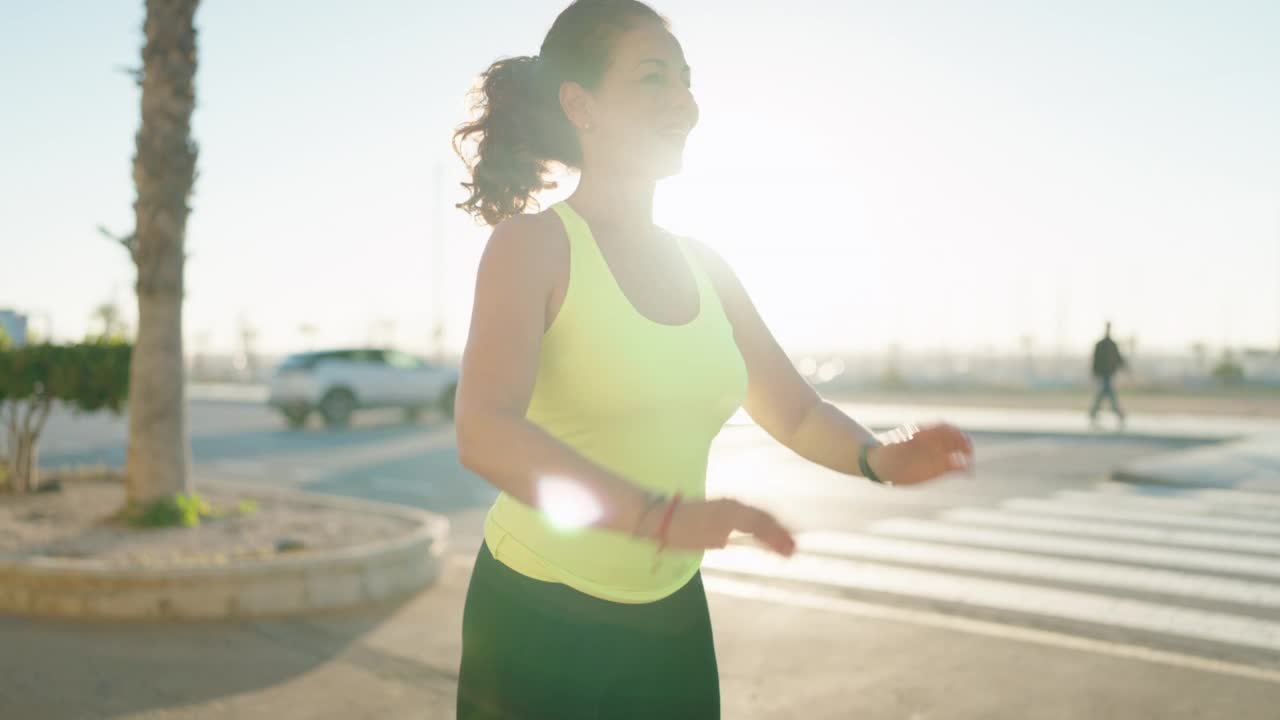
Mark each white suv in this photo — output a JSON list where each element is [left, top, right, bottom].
[[267, 348, 458, 429]]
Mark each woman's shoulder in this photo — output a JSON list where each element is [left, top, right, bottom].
[[490, 207, 566, 245], [485, 207, 568, 260], [478, 208, 570, 288]]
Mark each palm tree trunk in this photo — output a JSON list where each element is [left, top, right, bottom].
[[125, 0, 200, 505]]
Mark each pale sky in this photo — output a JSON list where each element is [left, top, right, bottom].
[[3, 0, 1278, 357]]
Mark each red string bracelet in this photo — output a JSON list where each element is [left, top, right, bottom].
[[656, 491, 683, 551]]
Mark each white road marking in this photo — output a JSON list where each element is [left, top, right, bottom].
[[1001, 498, 1280, 536], [701, 546, 1280, 653], [704, 575, 1280, 685], [1195, 487, 1280, 510], [1053, 489, 1280, 522], [940, 507, 1280, 555], [868, 518, 1280, 579], [795, 531, 1280, 608]]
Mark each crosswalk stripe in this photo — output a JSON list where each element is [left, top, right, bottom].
[[704, 576, 1280, 686], [1053, 489, 1280, 522], [702, 546, 1280, 653], [1001, 498, 1280, 535], [1195, 488, 1280, 510], [868, 518, 1280, 579], [939, 507, 1280, 555], [794, 531, 1280, 608]]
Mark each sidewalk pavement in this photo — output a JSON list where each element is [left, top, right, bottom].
[[0, 555, 469, 720], [10, 544, 1276, 720]]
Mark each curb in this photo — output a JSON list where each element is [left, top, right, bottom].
[[0, 479, 450, 620], [1109, 468, 1236, 490], [1111, 467, 1280, 494], [1109, 439, 1280, 494], [187, 383, 268, 404]]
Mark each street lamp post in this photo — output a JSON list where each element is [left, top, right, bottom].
[[431, 160, 447, 363]]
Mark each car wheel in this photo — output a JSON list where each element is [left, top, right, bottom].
[[438, 383, 457, 421], [319, 388, 356, 429], [282, 408, 310, 430]]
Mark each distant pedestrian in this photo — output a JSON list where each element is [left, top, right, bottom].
[[1090, 322, 1127, 427]]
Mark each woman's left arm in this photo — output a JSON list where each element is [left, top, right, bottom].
[[690, 240, 973, 486]]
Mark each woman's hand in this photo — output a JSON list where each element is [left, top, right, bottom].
[[644, 498, 796, 557], [866, 423, 974, 486]]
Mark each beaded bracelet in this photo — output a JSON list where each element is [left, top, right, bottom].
[[651, 492, 683, 574]]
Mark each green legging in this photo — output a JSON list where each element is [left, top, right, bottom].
[[456, 542, 720, 719]]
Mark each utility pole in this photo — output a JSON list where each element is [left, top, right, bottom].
[[1055, 286, 1069, 382], [431, 160, 447, 363]]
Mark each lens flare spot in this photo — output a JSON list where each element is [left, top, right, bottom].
[[536, 476, 604, 531]]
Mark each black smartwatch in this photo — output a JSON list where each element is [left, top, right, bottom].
[[859, 442, 892, 486]]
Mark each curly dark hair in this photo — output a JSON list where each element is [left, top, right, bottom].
[[453, 0, 668, 226]]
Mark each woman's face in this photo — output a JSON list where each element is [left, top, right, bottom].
[[573, 20, 698, 180]]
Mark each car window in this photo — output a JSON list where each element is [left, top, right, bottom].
[[346, 349, 386, 364], [386, 351, 429, 369], [280, 353, 317, 369]]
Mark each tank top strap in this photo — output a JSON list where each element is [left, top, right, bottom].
[[550, 202, 591, 262], [673, 235, 723, 317], [550, 201, 613, 304], [552, 202, 724, 321]]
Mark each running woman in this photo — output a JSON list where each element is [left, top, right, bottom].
[[453, 2, 974, 717]]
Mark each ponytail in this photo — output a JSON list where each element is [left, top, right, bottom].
[[453, 56, 579, 226], [453, 0, 667, 226]]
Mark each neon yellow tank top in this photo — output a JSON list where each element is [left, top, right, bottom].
[[482, 201, 748, 604]]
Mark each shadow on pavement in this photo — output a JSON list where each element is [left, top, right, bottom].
[[0, 595, 457, 720]]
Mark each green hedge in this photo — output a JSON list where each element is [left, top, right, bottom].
[[0, 339, 131, 413], [1, 339, 131, 493]]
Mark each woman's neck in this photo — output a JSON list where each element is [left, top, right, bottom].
[[567, 167, 656, 236]]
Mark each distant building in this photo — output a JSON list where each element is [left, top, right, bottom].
[[1241, 349, 1280, 385], [0, 309, 28, 346]]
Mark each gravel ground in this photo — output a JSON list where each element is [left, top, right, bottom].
[[0, 477, 416, 568]]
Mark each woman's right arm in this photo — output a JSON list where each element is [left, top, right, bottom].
[[455, 215, 794, 556], [455, 214, 655, 534]]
